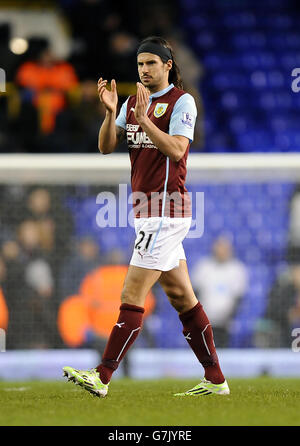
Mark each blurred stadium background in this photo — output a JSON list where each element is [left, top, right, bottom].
[[1, 0, 300, 380]]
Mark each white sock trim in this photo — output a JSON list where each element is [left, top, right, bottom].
[[116, 327, 141, 361], [201, 324, 211, 356]]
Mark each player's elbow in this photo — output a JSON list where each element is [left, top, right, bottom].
[[98, 146, 108, 154], [176, 151, 185, 162], [170, 154, 182, 163], [98, 144, 114, 155], [171, 147, 186, 163], [170, 137, 188, 162]]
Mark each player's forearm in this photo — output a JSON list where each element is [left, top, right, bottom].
[[98, 110, 117, 154], [138, 116, 185, 162]]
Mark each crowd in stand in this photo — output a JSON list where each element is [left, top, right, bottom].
[[0, 184, 157, 354], [0, 186, 74, 348], [0, 0, 204, 153]]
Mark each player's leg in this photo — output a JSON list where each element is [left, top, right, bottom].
[[95, 265, 161, 384], [158, 259, 198, 313], [63, 265, 161, 396], [120, 264, 162, 307], [159, 259, 228, 393]]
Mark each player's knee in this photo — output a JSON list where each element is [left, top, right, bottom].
[[121, 289, 137, 305], [165, 286, 198, 313], [167, 287, 184, 301], [120, 287, 145, 307], [166, 287, 186, 311]]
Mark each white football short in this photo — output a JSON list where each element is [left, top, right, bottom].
[[130, 216, 192, 271]]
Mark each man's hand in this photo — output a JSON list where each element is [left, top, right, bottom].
[[134, 82, 149, 124], [98, 78, 118, 113]]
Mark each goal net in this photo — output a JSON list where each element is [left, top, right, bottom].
[[0, 153, 299, 353]]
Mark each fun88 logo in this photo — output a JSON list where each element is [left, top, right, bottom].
[[0, 68, 6, 93]]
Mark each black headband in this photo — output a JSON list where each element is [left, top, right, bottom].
[[137, 42, 172, 63]]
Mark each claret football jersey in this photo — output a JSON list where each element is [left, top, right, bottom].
[[115, 83, 197, 218]]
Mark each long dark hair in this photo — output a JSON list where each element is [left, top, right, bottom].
[[138, 36, 183, 90]]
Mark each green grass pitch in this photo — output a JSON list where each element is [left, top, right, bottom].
[[0, 377, 300, 426]]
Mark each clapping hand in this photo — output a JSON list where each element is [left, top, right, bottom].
[[134, 82, 150, 124], [97, 78, 118, 113]]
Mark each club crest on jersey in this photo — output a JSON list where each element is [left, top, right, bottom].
[[154, 103, 168, 118]]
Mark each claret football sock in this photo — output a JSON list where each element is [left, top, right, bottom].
[[179, 302, 225, 385], [96, 303, 145, 384]]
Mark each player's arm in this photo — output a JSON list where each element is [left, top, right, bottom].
[[134, 83, 190, 162], [137, 120, 188, 162], [97, 78, 126, 154], [98, 118, 126, 154]]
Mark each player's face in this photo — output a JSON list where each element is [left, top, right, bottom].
[[137, 53, 171, 91]]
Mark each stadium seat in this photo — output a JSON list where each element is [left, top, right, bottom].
[[236, 129, 274, 152], [222, 11, 257, 28], [232, 31, 267, 49], [258, 91, 292, 110], [274, 131, 300, 152], [195, 31, 217, 50], [185, 14, 211, 30], [240, 51, 276, 70], [280, 52, 300, 68], [212, 72, 248, 90]]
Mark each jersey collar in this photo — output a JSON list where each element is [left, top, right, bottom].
[[149, 83, 174, 99]]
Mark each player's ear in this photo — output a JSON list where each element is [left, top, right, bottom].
[[165, 59, 173, 72]]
